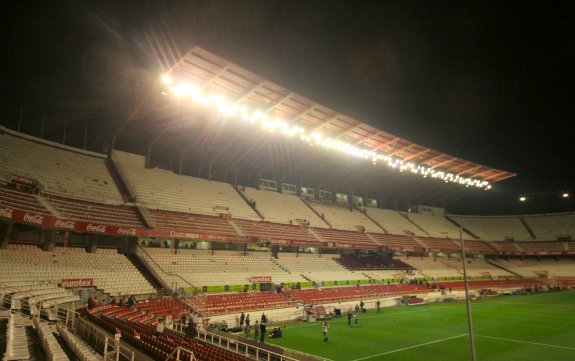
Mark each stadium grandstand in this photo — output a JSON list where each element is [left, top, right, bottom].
[[1, 43, 574, 361]]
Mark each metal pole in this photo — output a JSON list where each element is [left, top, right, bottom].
[[63, 120, 67, 144], [460, 227, 477, 361], [83, 127, 88, 150], [41, 115, 45, 138], [18, 105, 23, 132]]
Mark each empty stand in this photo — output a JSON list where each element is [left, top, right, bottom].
[[0, 132, 123, 203], [0, 244, 155, 297], [522, 213, 575, 240], [235, 219, 320, 243], [364, 208, 428, 236], [118, 162, 260, 220], [307, 201, 382, 232], [137, 248, 306, 288], [407, 213, 462, 238], [149, 209, 239, 236], [449, 215, 532, 241], [242, 187, 326, 225], [45, 194, 144, 227], [275, 253, 370, 283]]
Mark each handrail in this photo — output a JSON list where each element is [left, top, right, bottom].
[[136, 245, 197, 292], [165, 346, 197, 361], [194, 327, 326, 361], [136, 245, 206, 314]]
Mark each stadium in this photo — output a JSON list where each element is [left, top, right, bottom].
[[1, 2, 574, 361]]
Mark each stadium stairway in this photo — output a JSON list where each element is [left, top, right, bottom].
[[125, 252, 165, 291], [107, 158, 154, 227], [34, 195, 63, 218], [445, 215, 480, 239], [484, 258, 523, 278], [359, 209, 389, 233], [399, 213, 431, 237], [300, 198, 332, 227], [519, 216, 537, 239], [228, 219, 245, 236], [233, 185, 264, 220]]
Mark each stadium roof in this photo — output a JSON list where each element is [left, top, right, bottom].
[[148, 46, 515, 184]]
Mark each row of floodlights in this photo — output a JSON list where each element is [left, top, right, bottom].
[[519, 193, 570, 202], [161, 74, 492, 190]]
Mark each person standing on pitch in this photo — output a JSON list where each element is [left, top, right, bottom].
[[239, 312, 245, 329], [376, 299, 381, 312], [254, 320, 260, 341], [322, 322, 330, 342], [347, 310, 352, 326]]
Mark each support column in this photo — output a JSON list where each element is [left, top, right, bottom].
[[41, 229, 57, 252], [174, 239, 180, 255], [0, 222, 15, 249], [86, 233, 98, 253]]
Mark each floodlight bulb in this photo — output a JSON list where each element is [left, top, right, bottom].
[[519, 196, 526, 202], [161, 74, 172, 85], [563, 193, 569, 198]]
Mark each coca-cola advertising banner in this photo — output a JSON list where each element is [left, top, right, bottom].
[[0, 206, 329, 246], [61, 278, 93, 288]]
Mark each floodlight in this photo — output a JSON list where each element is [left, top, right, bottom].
[[161, 74, 172, 85], [563, 193, 569, 198], [519, 196, 526, 202]]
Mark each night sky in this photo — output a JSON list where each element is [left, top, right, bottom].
[[1, 1, 573, 214]]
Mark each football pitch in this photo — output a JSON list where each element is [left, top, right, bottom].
[[266, 291, 575, 361]]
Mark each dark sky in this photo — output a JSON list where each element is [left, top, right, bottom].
[[1, 1, 574, 214]]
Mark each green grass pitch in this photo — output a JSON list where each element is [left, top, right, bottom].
[[264, 292, 575, 361]]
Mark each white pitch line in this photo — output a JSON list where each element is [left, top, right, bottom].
[[475, 334, 575, 351], [349, 334, 467, 361]]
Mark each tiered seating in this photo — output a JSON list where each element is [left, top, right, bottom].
[[137, 248, 305, 288], [491, 258, 575, 278], [285, 284, 427, 304], [4, 313, 31, 361], [0, 131, 123, 203], [187, 292, 296, 315], [313, 227, 376, 245], [363, 270, 412, 281], [336, 256, 414, 281], [416, 237, 461, 253], [438, 258, 513, 278], [286, 286, 372, 304], [119, 162, 260, 220], [433, 278, 542, 291], [364, 208, 427, 236], [307, 201, 382, 232], [0, 185, 51, 214], [89, 311, 248, 361], [33, 317, 70, 361], [362, 283, 429, 295], [369, 233, 426, 252], [57, 324, 100, 361], [149, 210, 239, 236], [235, 219, 319, 243], [516, 241, 566, 254], [462, 240, 498, 254], [490, 241, 521, 254], [45, 194, 143, 227], [0, 244, 155, 296], [136, 298, 189, 320], [275, 253, 369, 282], [449, 215, 532, 241], [522, 213, 575, 240], [242, 187, 325, 225], [398, 256, 461, 278], [407, 213, 462, 238]]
